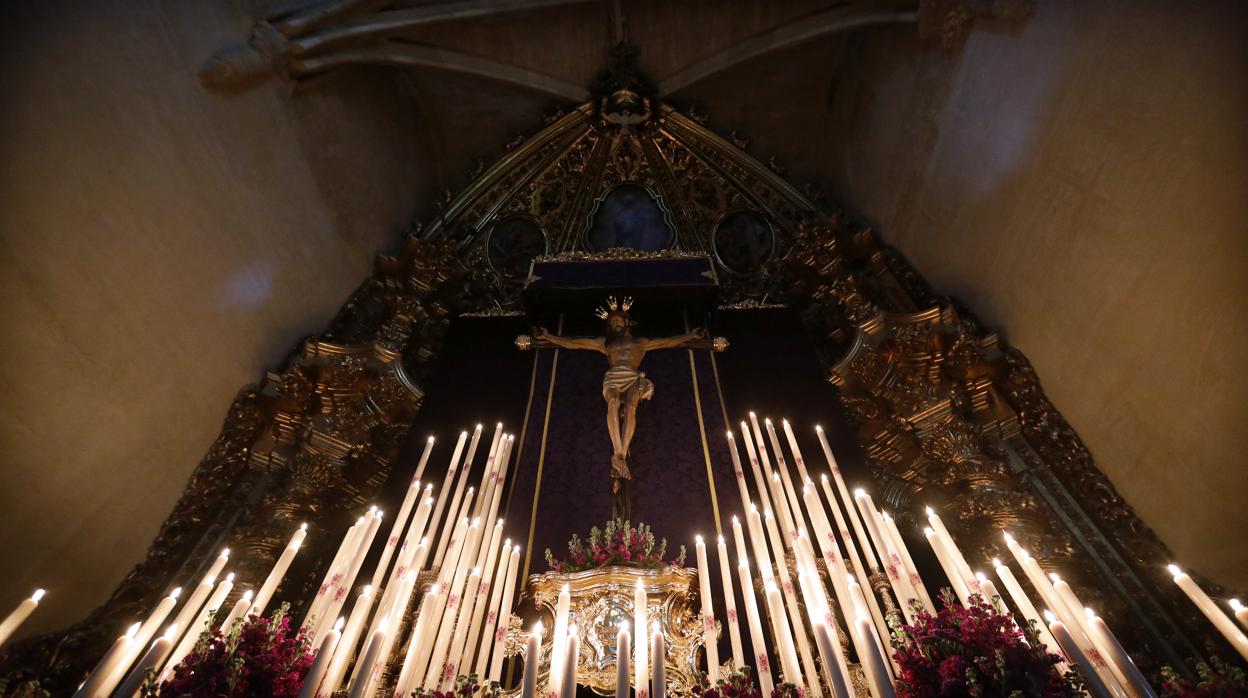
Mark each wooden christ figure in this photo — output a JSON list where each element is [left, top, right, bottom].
[[516, 297, 726, 517]]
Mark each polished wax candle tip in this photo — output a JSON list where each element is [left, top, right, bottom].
[[31, 589, 46, 602]]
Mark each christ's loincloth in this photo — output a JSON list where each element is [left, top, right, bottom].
[[602, 365, 654, 402]]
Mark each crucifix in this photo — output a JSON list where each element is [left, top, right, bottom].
[[516, 297, 727, 518]]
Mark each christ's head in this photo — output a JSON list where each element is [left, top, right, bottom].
[[606, 311, 631, 337]]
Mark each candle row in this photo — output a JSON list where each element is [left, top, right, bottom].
[[713, 415, 911, 698], [70, 422, 524, 698]]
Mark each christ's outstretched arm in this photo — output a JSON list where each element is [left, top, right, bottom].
[[531, 327, 607, 353], [639, 328, 706, 351]]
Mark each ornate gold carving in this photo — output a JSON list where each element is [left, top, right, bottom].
[[526, 566, 705, 696]]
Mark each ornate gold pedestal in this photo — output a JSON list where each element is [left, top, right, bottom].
[[524, 565, 705, 696]]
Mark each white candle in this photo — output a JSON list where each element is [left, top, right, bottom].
[[974, 573, 1007, 614], [814, 427, 878, 569], [1086, 608, 1158, 698], [1231, 599, 1248, 630], [218, 590, 253, 632], [347, 624, 388, 698], [924, 527, 971, 604], [434, 425, 483, 568], [372, 469, 424, 589], [651, 619, 666, 698], [881, 512, 934, 613], [253, 524, 307, 616], [319, 585, 374, 696], [764, 582, 803, 690], [925, 507, 978, 595], [715, 536, 745, 669], [296, 618, 342, 698], [393, 590, 440, 696], [736, 561, 774, 695], [428, 430, 469, 567], [0, 589, 44, 648], [204, 548, 231, 586], [72, 622, 138, 698], [745, 507, 773, 584], [854, 614, 896, 698], [423, 518, 484, 689], [694, 535, 721, 682], [413, 434, 437, 481], [116, 587, 182, 685], [813, 621, 852, 698], [738, 422, 773, 518], [163, 576, 214, 664], [472, 540, 513, 677], [439, 567, 483, 688], [304, 520, 360, 629], [765, 418, 804, 540], [463, 519, 507, 669], [551, 583, 571, 697], [316, 508, 383, 643], [853, 490, 918, 623], [781, 419, 813, 483], [748, 414, 794, 549], [1047, 611, 1113, 698], [726, 431, 752, 513], [159, 575, 231, 682], [560, 624, 581, 698], [1169, 564, 1248, 660], [761, 509, 820, 696], [520, 622, 543, 698], [634, 579, 648, 695], [616, 622, 631, 698], [485, 544, 522, 682], [114, 624, 178, 698], [992, 558, 1063, 660], [473, 423, 506, 520]]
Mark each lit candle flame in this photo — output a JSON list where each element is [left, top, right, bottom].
[[31, 589, 45, 603]]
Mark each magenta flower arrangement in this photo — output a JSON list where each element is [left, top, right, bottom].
[[892, 591, 1082, 698], [1160, 657, 1248, 698], [691, 666, 800, 698], [142, 604, 316, 698], [544, 518, 686, 573]]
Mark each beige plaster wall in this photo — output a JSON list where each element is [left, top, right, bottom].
[[822, 1, 1248, 588], [0, 0, 432, 638]]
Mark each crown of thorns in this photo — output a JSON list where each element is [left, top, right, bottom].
[[594, 296, 633, 319]]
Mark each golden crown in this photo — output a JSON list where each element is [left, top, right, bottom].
[[594, 296, 633, 319]]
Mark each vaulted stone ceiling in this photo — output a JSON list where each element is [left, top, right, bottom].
[[1, 0, 1244, 642]]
